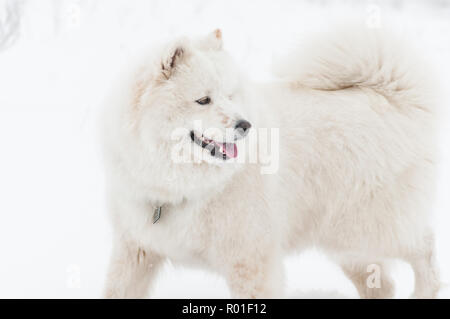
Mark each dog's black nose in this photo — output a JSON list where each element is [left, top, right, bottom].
[[234, 120, 252, 137]]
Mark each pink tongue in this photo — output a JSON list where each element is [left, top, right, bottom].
[[219, 143, 238, 158]]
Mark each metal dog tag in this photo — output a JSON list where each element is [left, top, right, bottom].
[[153, 206, 162, 224]]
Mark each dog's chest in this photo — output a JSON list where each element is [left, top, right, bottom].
[[135, 202, 210, 264]]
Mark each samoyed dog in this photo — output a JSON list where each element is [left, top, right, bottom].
[[101, 27, 440, 298]]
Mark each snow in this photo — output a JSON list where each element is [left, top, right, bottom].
[[0, 0, 449, 298]]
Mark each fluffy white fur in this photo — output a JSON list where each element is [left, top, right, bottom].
[[101, 26, 440, 299]]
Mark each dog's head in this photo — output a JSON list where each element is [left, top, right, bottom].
[[135, 30, 251, 160], [129, 30, 252, 197]]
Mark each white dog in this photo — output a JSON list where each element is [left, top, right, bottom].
[[101, 27, 440, 298]]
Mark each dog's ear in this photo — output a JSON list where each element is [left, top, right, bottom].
[[161, 44, 186, 80], [198, 29, 223, 51]]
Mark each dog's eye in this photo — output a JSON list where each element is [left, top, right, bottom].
[[196, 96, 211, 105]]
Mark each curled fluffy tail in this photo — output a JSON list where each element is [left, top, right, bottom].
[[274, 26, 435, 113]]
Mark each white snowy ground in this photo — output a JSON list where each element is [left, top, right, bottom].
[[0, 0, 449, 298]]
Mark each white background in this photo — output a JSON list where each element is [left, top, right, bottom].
[[0, 0, 449, 298]]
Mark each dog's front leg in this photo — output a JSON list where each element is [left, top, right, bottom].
[[224, 251, 284, 298], [103, 239, 163, 298]]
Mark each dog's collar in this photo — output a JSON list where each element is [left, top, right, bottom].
[[153, 205, 163, 224], [152, 198, 184, 224]]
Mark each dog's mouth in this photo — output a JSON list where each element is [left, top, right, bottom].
[[190, 131, 237, 160]]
